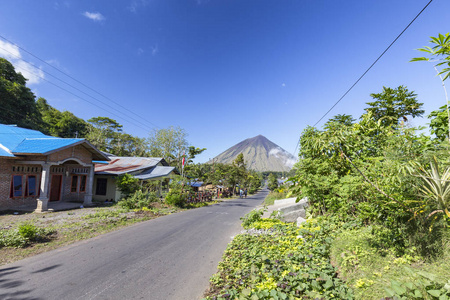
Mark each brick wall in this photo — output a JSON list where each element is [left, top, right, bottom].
[[0, 158, 42, 210], [0, 145, 94, 211], [48, 145, 92, 164]]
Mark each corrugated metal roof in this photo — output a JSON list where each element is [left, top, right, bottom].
[[188, 181, 204, 187], [94, 157, 164, 175], [13, 138, 83, 154], [0, 124, 109, 161], [0, 125, 48, 155], [134, 166, 176, 180]]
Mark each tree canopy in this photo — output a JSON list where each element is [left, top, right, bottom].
[[0, 58, 43, 130], [364, 85, 424, 127]]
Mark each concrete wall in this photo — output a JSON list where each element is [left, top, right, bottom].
[[92, 176, 121, 202]]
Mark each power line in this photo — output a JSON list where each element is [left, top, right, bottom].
[[0, 45, 158, 132], [293, 0, 433, 155], [10, 62, 155, 134], [0, 34, 161, 130]]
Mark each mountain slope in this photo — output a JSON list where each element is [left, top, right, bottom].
[[211, 135, 297, 172]]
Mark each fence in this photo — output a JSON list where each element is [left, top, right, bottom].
[[186, 191, 214, 204]]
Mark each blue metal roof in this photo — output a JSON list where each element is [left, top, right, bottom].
[[0, 124, 109, 160], [0, 124, 48, 153], [188, 181, 204, 188], [13, 138, 83, 154]]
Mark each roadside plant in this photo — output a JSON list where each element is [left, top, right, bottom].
[[118, 190, 158, 210], [408, 157, 450, 221], [240, 208, 265, 229], [412, 33, 450, 140], [165, 190, 186, 207], [116, 173, 140, 198], [0, 224, 55, 248]]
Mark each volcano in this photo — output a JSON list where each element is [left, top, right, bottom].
[[211, 135, 297, 172]]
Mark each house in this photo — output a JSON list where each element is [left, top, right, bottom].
[[93, 156, 179, 202], [0, 124, 109, 212]]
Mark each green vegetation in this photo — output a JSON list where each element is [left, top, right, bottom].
[[206, 33, 450, 300], [0, 223, 54, 248], [264, 190, 288, 206], [204, 214, 354, 299], [330, 225, 450, 299], [118, 190, 159, 210]]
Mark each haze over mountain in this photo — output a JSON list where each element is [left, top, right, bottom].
[[211, 135, 297, 172]]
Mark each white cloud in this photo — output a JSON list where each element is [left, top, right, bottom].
[[128, 0, 149, 13], [83, 11, 105, 22], [151, 45, 158, 56], [269, 147, 297, 168], [15, 60, 44, 85], [0, 40, 21, 60], [0, 40, 44, 85]]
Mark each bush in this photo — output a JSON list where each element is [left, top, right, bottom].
[[165, 190, 186, 207], [119, 190, 158, 210], [0, 230, 28, 248], [0, 224, 54, 248], [18, 223, 38, 240], [116, 174, 140, 197], [240, 208, 265, 229]]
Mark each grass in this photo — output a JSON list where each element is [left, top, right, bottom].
[[330, 226, 450, 299], [264, 191, 288, 206]]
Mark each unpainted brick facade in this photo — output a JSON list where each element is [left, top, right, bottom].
[[0, 145, 95, 211]]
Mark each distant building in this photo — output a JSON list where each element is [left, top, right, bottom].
[[93, 155, 179, 202], [0, 124, 109, 212]]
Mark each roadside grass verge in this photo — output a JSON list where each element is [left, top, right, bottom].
[[330, 226, 450, 299], [264, 191, 288, 206], [204, 215, 354, 299], [204, 211, 449, 300]]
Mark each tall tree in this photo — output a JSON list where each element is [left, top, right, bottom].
[[412, 33, 450, 140], [364, 86, 424, 127], [148, 126, 189, 167], [86, 117, 123, 153], [36, 97, 88, 138], [0, 58, 43, 130]]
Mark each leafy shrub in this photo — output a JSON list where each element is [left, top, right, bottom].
[[119, 190, 158, 210], [205, 216, 353, 299], [18, 223, 38, 240], [384, 269, 450, 300], [0, 230, 28, 248], [116, 173, 140, 197], [165, 190, 186, 207], [240, 208, 265, 229], [0, 224, 55, 248]]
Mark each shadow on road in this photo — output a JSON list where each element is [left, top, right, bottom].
[[31, 264, 62, 274], [0, 265, 45, 300]]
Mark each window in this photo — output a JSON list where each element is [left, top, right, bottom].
[[80, 175, 87, 192], [71, 175, 78, 193], [26, 175, 37, 196], [95, 178, 107, 196], [10, 175, 23, 197]]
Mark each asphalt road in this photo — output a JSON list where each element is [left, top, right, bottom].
[[0, 189, 268, 300]]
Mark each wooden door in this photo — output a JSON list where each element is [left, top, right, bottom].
[[49, 175, 62, 201]]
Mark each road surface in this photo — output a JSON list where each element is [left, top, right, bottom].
[[0, 189, 268, 300]]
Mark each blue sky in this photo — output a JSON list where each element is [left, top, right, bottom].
[[0, 0, 449, 163]]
